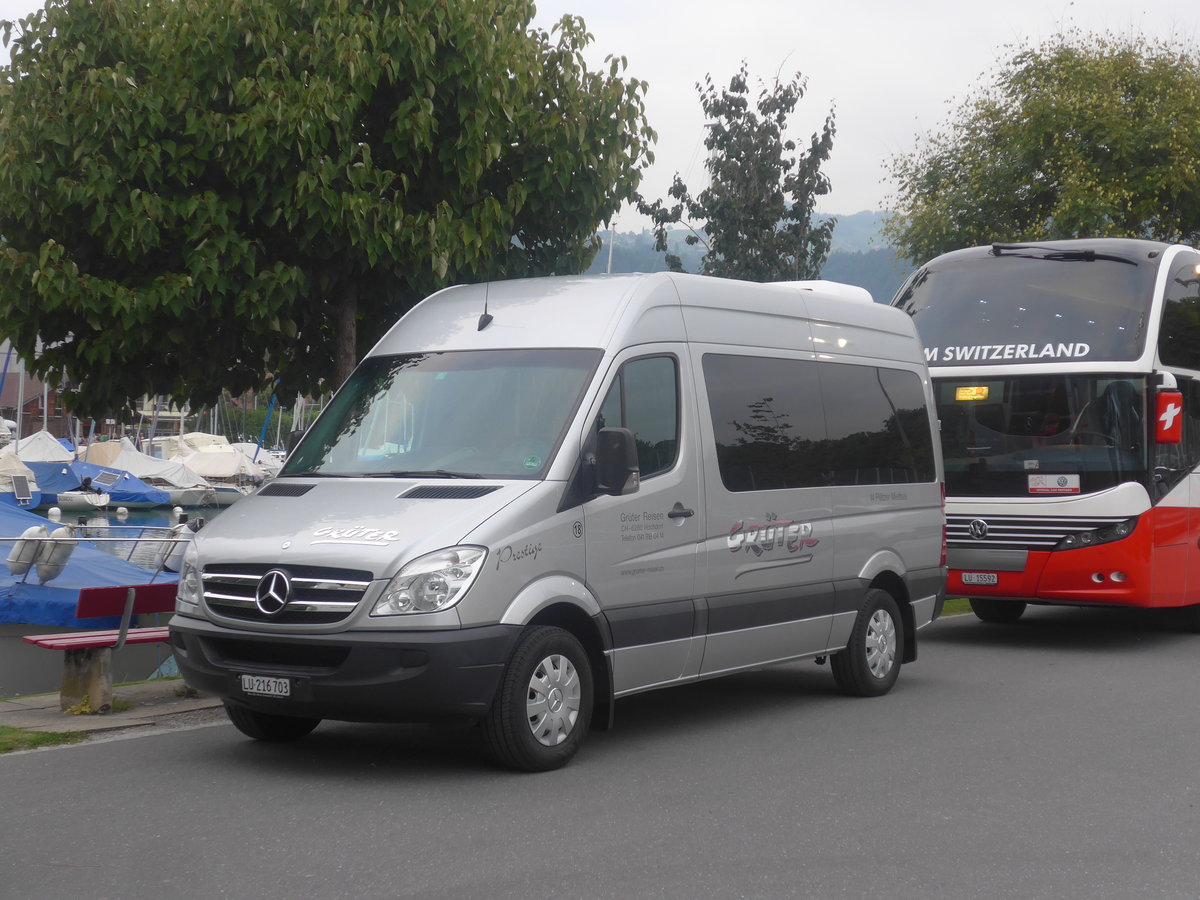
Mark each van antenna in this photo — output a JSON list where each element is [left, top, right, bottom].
[[478, 283, 493, 331]]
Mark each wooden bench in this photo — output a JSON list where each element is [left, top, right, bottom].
[[22, 582, 179, 713]]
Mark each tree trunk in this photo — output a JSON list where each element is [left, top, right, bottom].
[[333, 284, 358, 392]]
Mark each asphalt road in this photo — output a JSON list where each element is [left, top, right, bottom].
[[3, 607, 1200, 900]]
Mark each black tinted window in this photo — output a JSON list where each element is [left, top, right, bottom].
[[823, 365, 937, 484], [895, 250, 1158, 365], [703, 355, 826, 491], [596, 356, 678, 478], [703, 354, 936, 492], [1158, 252, 1200, 370]]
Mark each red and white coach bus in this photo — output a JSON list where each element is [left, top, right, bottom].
[[892, 238, 1200, 625]]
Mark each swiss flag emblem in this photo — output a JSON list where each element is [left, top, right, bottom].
[[1156, 391, 1183, 444]]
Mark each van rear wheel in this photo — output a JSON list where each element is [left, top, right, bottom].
[[483, 626, 593, 772], [831, 589, 902, 697], [969, 597, 1026, 624], [223, 702, 321, 742]]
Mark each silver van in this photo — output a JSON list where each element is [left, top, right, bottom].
[[170, 273, 946, 770]]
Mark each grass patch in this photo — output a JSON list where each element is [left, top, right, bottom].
[[943, 596, 972, 617], [0, 724, 87, 753]]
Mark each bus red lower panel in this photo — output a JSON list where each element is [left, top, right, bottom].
[[951, 522, 1188, 608]]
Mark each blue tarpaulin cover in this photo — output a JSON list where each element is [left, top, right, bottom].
[[25, 460, 171, 508], [0, 502, 177, 627]]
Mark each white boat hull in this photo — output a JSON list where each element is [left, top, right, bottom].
[[52, 491, 110, 512], [210, 486, 250, 506], [163, 486, 213, 507]]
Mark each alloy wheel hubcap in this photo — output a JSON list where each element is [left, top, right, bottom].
[[865, 609, 897, 679], [526, 653, 581, 746]]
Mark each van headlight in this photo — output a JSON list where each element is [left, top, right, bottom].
[[175, 543, 203, 615], [372, 546, 487, 616]]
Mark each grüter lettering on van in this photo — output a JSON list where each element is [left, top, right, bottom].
[[924, 342, 1090, 364], [312, 525, 402, 545], [728, 517, 819, 558]]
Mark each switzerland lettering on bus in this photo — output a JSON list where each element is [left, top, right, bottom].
[[925, 342, 1091, 364]]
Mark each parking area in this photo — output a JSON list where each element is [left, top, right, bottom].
[[2, 607, 1199, 899]]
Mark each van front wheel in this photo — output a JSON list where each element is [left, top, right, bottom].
[[831, 589, 903, 697], [484, 626, 593, 772]]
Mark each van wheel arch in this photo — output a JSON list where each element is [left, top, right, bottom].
[[868, 573, 917, 664], [527, 603, 614, 731]]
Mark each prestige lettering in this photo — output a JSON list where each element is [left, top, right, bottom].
[[496, 542, 543, 569]]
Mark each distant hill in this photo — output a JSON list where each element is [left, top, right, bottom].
[[827, 210, 888, 253], [585, 211, 915, 301]]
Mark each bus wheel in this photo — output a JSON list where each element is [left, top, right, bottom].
[[969, 598, 1026, 624], [483, 626, 593, 772], [223, 702, 320, 742], [831, 589, 903, 697], [1179, 605, 1200, 633]]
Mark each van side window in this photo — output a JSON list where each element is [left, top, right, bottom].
[[703, 353, 936, 491], [596, 356, 679, 478], [819, 363, 937, 484], [702, 354, 827, 491]]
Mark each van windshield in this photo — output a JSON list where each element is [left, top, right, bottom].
[[281, 348, 602, 479]]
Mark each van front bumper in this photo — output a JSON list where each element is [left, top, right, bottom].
[[168, 616, 522, 723]]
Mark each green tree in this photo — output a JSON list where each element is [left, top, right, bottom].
[[0, 0, 654, 415], [884, 32, 1200, 263], [639, 62, 836, 281]]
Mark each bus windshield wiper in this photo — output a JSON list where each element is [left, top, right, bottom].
[[990, 243, 1140, 266], [366, 470, 484, 479]]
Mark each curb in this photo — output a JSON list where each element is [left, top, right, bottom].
[[0, 677, 223, 734]]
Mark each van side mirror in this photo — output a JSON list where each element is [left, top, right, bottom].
[[594, 427, 640, 496]]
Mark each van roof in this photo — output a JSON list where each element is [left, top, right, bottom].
[[368, 273, 923, 365]]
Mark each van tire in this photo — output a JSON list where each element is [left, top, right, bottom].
[[969, 597, 1026, 624], [483, 626, 593, 772], [223, 702, 321, 742], [831, 589, 903, 697]]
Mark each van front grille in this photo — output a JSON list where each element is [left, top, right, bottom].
[[202, 563, 373, 626]]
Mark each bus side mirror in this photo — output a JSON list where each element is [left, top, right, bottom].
[[1155, 391, 1183, 444], [594, 427, 640, 496]]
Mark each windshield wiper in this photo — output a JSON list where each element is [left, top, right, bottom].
[[278, 471, 353, 478], [366, 470, 484, 479], [990, 243, 1140, 266]]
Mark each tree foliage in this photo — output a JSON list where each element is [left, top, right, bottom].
[[883, 32, 1200, 263], [0, 0, 654, 415], [639, 62, 835, 281]]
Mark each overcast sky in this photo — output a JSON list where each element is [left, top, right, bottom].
[[3, 0, 1199, 223]]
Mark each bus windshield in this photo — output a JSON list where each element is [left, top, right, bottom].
[[281, 348, 602, 479], [935, 374, 1149, 497], [895, 248, 1159, 366]]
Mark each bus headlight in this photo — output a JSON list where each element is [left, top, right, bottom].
[[1054, 517, 1138, 551], [372, 546, 487, 616], [174, 543, 203, 615]]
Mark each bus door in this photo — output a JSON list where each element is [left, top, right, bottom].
[[1152, 383, 1195, 605]]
